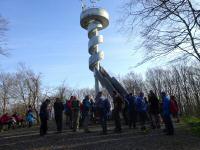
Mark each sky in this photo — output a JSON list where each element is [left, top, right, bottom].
[[0, 0, 151, 89]]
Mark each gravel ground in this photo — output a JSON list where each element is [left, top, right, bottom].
[[0, 121, 199, 150]]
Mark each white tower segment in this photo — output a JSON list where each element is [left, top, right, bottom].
[[80, 8, 109, 95]]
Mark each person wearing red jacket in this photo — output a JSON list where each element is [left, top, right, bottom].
[[170, 96, 180, 123], [12, 112, 24, 126], [65, 96, 73, 129], [0, 113, 11, 124], [0, 113, 14, 130]]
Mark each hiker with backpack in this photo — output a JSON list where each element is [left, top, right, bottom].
[[112, 91, 124, 133], [95, 91, 111, 134], [135, 92, 148, 131], [148, 90, 161, 129], [82, 95, 92, 133], [170, 95, 180, 123], [65, 96, 73, 129], [71, 96, 81, 132], [161, 92, 174, 135], [54, 97, 64, 133], [79, 101, 84, 128], [126, 93, 137, 129], [89, 97, 95, 122]]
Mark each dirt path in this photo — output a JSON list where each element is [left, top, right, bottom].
[[0, 122, 199, 150]]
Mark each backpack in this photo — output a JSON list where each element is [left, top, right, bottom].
[[83, 99, 90, 112], [66, 100, 72, 109], [64, 103, 70, 113], [98, 98, 110, 113], [72, 100, 80, 110], [126, 95, 136, 111], [113, 95, 124, 111]]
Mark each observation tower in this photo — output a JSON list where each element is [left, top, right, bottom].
[[80, 0, 127, 97]]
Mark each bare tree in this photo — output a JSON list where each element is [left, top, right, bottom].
[[0, 15, 8, 56], [11, 65, 42, 123], [120, 0, 200, 65], [75, 88, 95, 100], [145, 64, 200, 115], [122, 72, 144, 94], [0, 73, 13, 114], [121, 63, 200, 116], [53, 81, 74, 101]]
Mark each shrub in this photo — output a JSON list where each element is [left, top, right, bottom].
[[183, 116, 200, 136]]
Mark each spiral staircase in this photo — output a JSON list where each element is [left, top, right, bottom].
[[80, 8, 128, 97]]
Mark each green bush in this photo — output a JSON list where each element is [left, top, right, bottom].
[[183, 116, 200, 136]]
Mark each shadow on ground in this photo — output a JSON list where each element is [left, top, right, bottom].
[[0, 121, 200, 150]]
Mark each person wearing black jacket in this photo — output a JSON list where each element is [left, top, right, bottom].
[[148, 90, 160, 129], [39, 99, 50, 136], [54, 98, 64, 133], [112, 91, 124, 133], [126, 93, 137, 129]]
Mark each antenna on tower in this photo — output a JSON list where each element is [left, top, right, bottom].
[[81, 0, 87, 11], [90, 0, 97, 7]]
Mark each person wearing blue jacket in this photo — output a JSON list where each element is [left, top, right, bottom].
[[136, 92, 147, 131], [82, 95, 92, 133], [26, 111, 35, 127], [161, 92, 174, 135], [26, 105, 35, 127], [95, 91, 111, 134], [126, 93, 137, 129]]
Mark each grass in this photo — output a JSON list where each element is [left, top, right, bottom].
[[183, 116, 200, 137]]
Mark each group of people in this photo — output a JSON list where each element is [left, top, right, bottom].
[[0, 105, 36, 131], [124, 90, 178, 135], [0, 113, 20, 130], [39, 95, 95, 135], [39, 90, 179, 136]]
